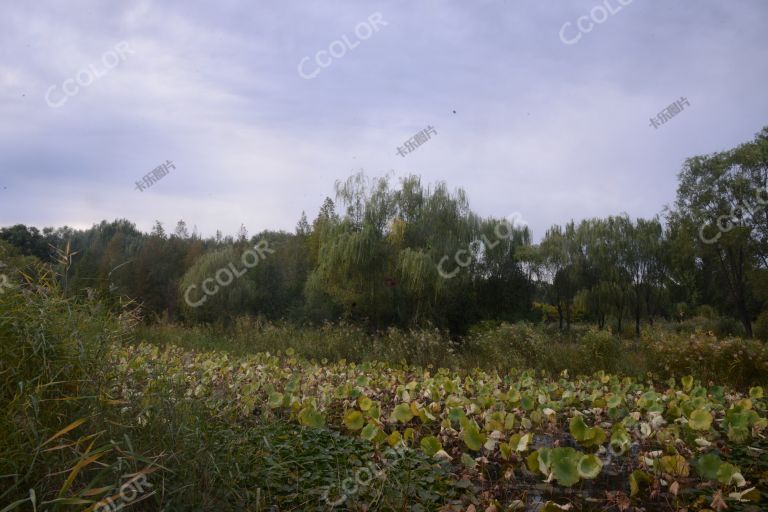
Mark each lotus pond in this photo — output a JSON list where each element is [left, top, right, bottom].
[[112, 342, 768, 511]]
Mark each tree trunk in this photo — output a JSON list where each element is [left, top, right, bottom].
[[738, 298, 753, 338]]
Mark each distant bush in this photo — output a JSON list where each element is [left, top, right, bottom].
[[640, 327, 768, 389], [713, 316, 747, 338], [579, 329, 622, 372], [141, 318, 768, 389], [754, 309, 768, 341], [695, 304, 717, 319]]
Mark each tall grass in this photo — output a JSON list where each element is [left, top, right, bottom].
[[138, 317, 768, 389], [0, 268, 147, 510], [0, 272, 467, 510]]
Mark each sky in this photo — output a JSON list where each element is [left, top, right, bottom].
[[1, 0, 767, 240]]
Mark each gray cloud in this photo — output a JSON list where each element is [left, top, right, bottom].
[[1, 0, 767, 239]]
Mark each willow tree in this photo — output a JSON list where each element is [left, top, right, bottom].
[[305, 172, 507, 330]]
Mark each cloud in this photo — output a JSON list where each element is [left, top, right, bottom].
[[1, 0, 767, 240]]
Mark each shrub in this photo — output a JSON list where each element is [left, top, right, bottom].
[[713, 316, 746, 338], [754, 309, 768, 341], [579, 329, 622, 372]]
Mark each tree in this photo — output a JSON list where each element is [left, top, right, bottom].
[[674, 127, 768, 337]]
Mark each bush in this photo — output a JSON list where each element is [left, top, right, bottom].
[[754, 309, 768, 341], [579, 329, 622, 372], [640, 327, 768, 389], [461, 322, 546, 370], [712, 316, 746, 338]]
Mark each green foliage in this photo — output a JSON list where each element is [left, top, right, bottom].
[[753, 308, 768, 341]]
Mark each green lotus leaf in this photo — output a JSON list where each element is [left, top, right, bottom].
[[529, 447, 553, 476], [268, 391, 284, 408], [749, 386, 763, 399], [681, 375, 694, 392], [500, 442, 513, 460], [520, 395, 535, 411], [461, 452, 477, 469], [420, 435, 442, 456], [358, 395, 373, 411], [689, 409, 713, 431], [569, 416, 588, 440], [666, 402, 682, 418], [610, 426, 631, 456], [462, 424, 487, 451], [392, 403, 414, 423], [550, 447, 581, 487], [658, 454, 689, 477], [577, 454, 603, 479], [343, 410, 365, 431], [716, 462, 742, 485], [709, 386, 725, 400], [386, 430, 402, 446], [606, 394, 622, 409], [570, 415, 605, 447], [513, 433, 531, 452], [360, 423, 380, 441], [506, 389, 521, 404], [629, 469, 652, 497], [727, 426, 750, 443], [694, 452, 722, 480], [504, 413, 516, 430], [448, 407, 466, 424], [583, 426, 606, 447], [297, 406, 325, 428], [526, 450, 541, 473], [484, 411, 506, 432]]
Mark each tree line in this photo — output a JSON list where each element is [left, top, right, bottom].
[[2, 127, 767, 337]]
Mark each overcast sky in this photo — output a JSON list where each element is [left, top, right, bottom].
[[1, 0, 767, 240]]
